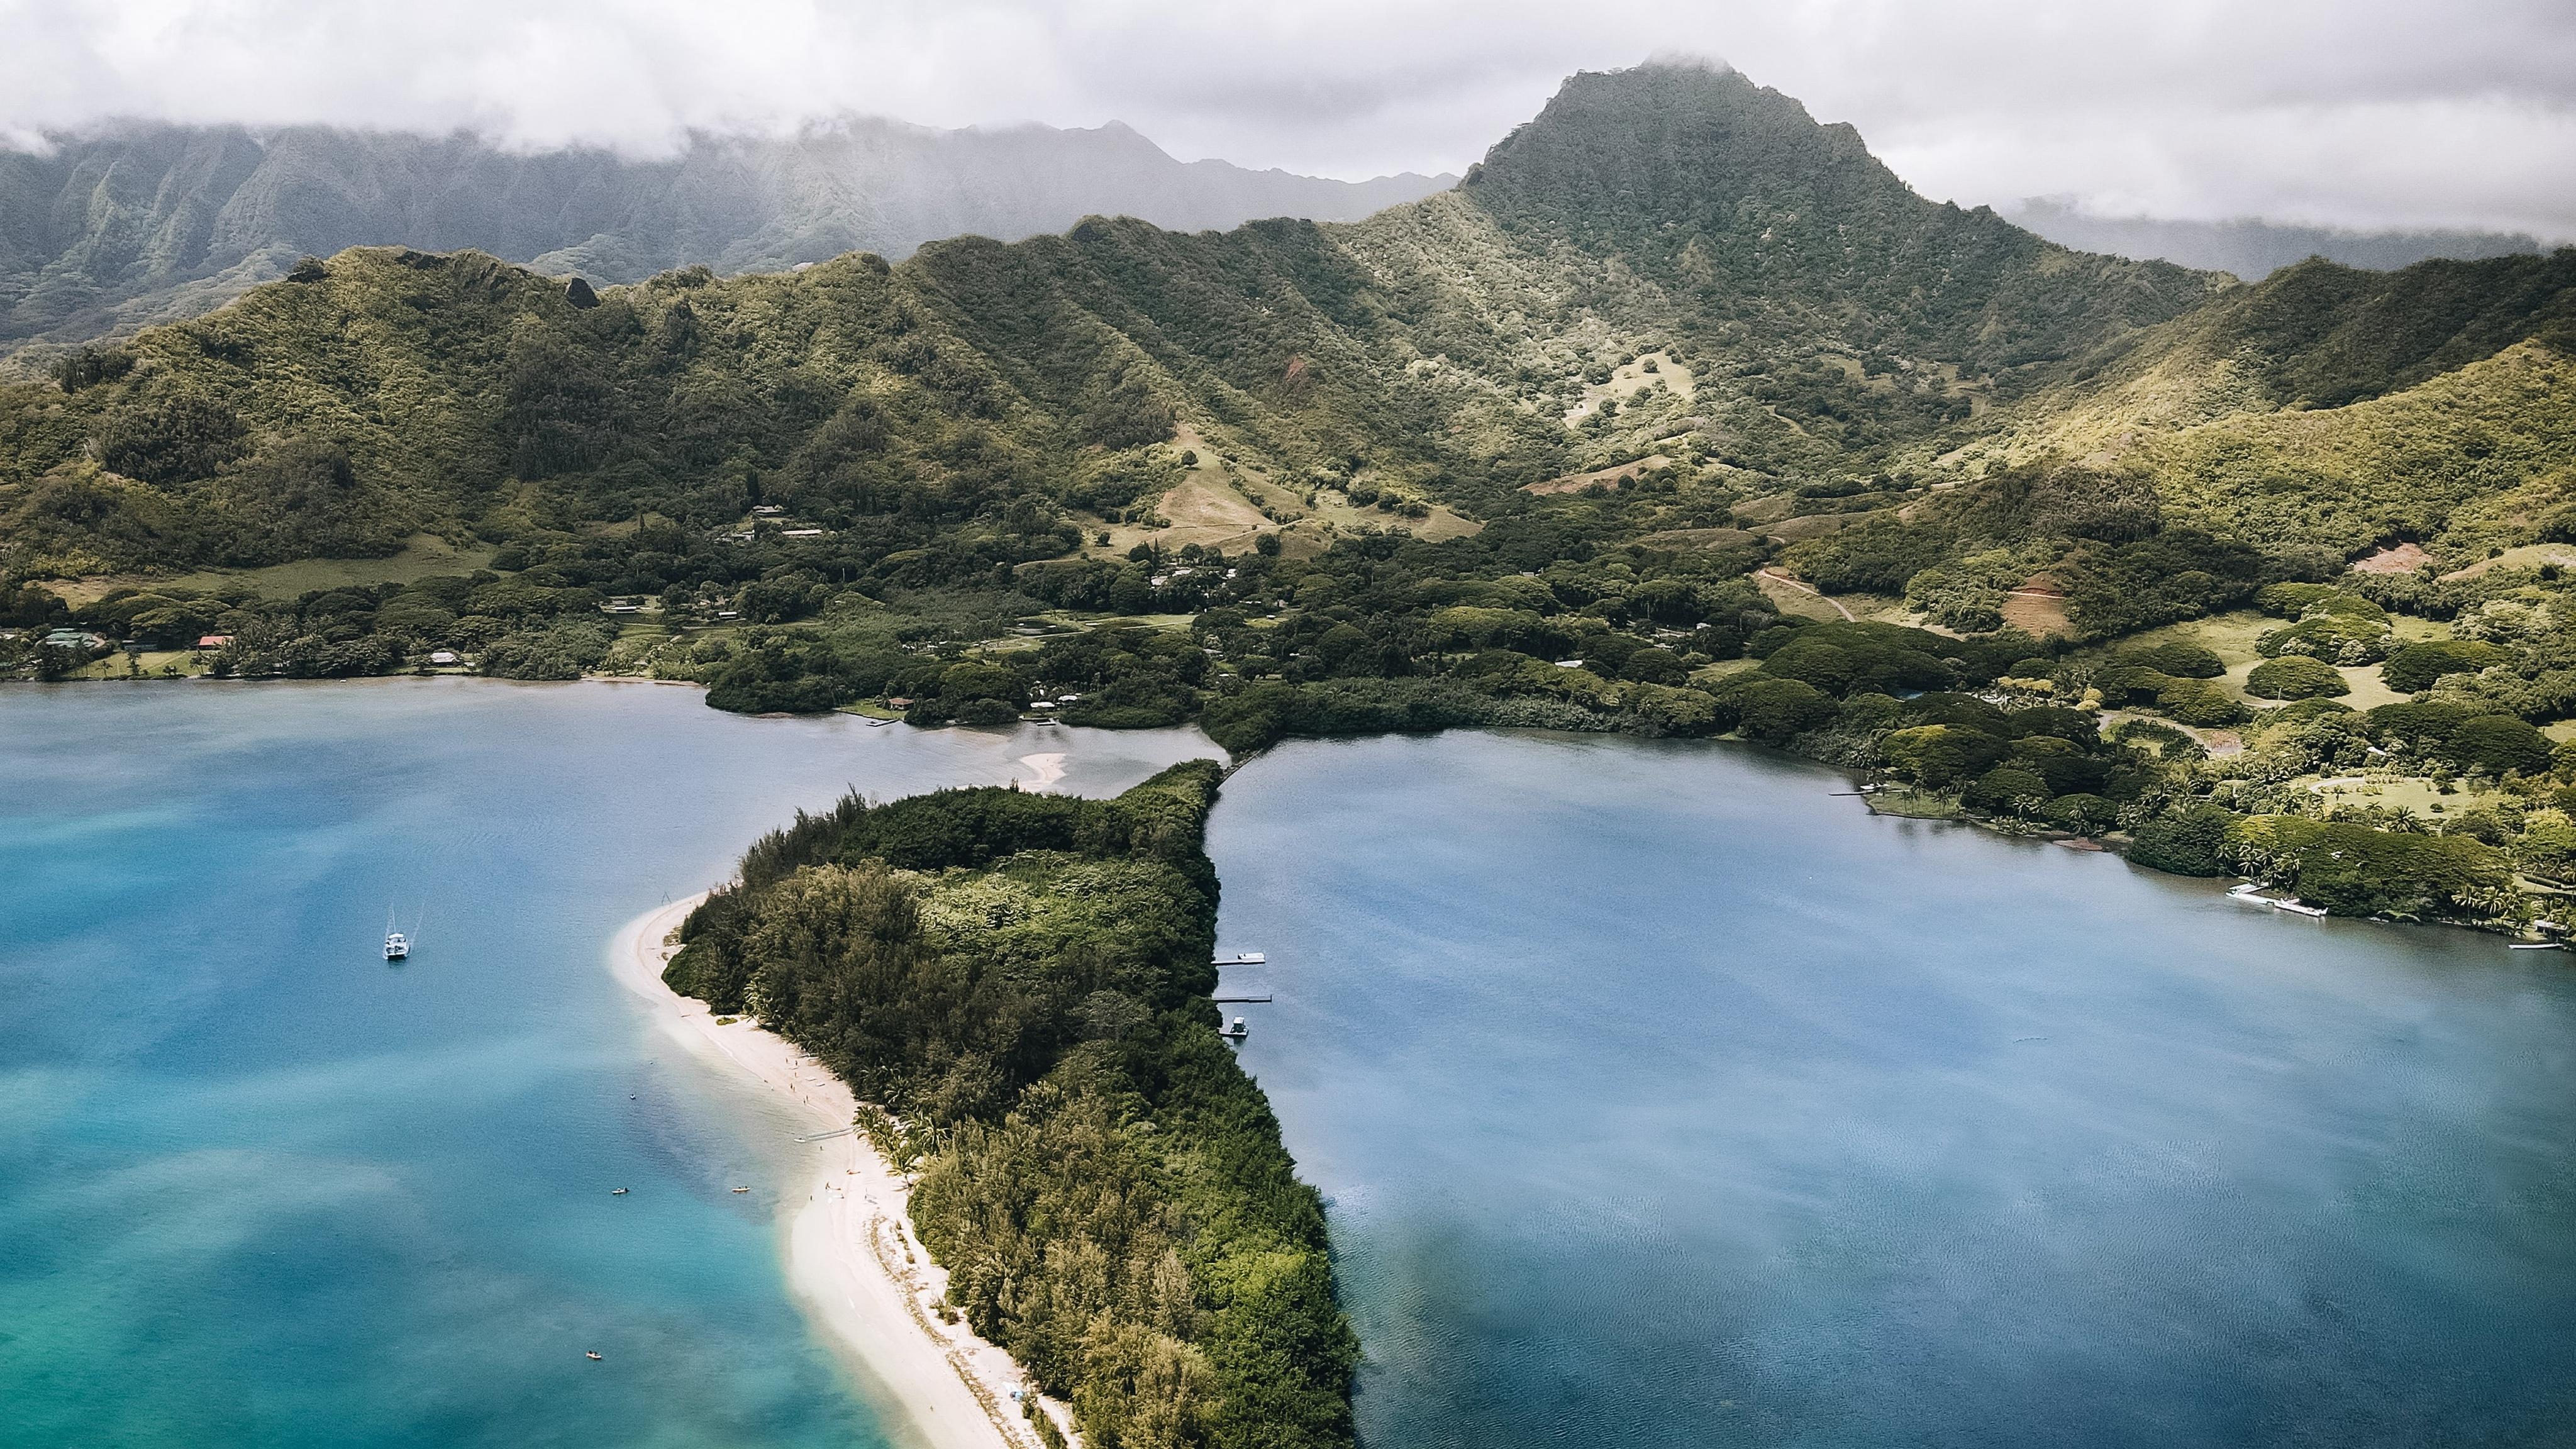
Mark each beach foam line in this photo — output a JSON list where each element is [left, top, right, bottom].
[[608, 896, 1072, 1449]]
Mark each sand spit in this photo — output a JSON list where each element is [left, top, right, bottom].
[[608, 896, 1073, 1449]]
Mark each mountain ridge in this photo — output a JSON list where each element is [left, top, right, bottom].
[[6, 61, 2567, 619], [0, 116, 1454, 360], [1461, 65, 2216, 378]]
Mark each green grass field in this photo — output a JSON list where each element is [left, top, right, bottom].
[[57, 534, 498, 606], [62, 650, 203, 680]]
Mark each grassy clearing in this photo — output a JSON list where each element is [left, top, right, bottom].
[[1753, 569, 1851, 622], [1080, 425, 1280, 558], [1997, 586, 2072, 636], [2298, 772, 2502, 820], [2326, 665, 2410, 712], [1689, 658, 1762, 687], [1302, 487, 1483, 543], [1867, 789, 1964, 819], [1070, 423, 1489, 560], [53, 534, 498, 606], [1524, 453, 1674, 495], [1028, 610, 1196, 633], [1409, 506, 1485, 541], [2080, 608, 2453, 716], [2092, 609, 2273, 669], [2438, 543, 2576, 582], [62, 649, 203, 679], [1563, 350, 1696, 424], [1835, 592, 1911, 625]]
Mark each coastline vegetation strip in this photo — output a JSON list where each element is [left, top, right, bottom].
[[665, 761, 1358, 1449], [618, 895, 1051, 1449]]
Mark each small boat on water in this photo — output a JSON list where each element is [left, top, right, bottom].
[[731, 1185, 750, 1193], [585, 1352, 602, 1362], [611, 1187, 630, 1195], [1214, 952, 1267, 967], [2509, 941, 2564, 951], [2272, 899, 2329, 918], [383, 904, 416, 960], [2225, 882, 2276, 904], [1218, 1016, 1249, 1041]]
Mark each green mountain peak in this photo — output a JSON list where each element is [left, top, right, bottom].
[[1458, 60, 2218, 377], [1465, 60, 1886, 227]]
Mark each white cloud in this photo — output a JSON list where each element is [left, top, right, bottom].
[[1, 0, 2570, 238]]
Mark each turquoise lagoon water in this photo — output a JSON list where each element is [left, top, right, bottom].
[[1211, 733, 2576, 1448], [0, 680, 1211, 1449], [9, 689, 2575, 1449]]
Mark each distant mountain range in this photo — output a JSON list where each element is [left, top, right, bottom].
[[2004, 197, 2551, 280], [0, 118, 1453, 357]]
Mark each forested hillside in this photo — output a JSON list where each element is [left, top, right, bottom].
[[0, 62, 2217, 578], [0, 118, 1449, 358], [11, 59, 2576, 928], [667, 763, 1355, 1449]]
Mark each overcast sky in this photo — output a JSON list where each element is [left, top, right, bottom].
[[4, 0, 2572, 240]]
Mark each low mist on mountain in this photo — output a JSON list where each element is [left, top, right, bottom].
[[0, 118, 1453, 357], [2006, 197, 2550, 281]]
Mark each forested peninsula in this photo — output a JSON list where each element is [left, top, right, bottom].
[[6, 60, 2576, 927], [664, 762, 1355, 1449]]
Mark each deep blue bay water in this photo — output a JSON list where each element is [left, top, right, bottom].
[[0, 680, 1209, 1449], [1212, 733, 2576, 1448], [7, 688, 2574, 1449]]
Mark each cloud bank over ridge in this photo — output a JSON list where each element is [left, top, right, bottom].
[[3, 0, 2571, 240]]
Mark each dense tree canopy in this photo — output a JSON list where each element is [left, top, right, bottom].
[[669, 765, 1358, 1449]]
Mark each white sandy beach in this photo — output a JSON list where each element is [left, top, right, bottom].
[[608, 896, 1073, 1449]]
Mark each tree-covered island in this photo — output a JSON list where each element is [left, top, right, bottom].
[[665, 763, 1354, 1449]]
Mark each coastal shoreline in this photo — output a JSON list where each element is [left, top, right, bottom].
[[607, 897, 1071, 1449]]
